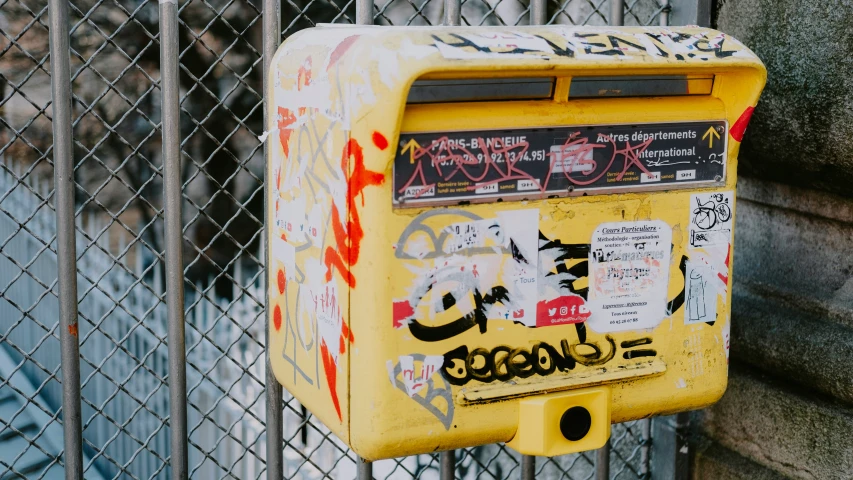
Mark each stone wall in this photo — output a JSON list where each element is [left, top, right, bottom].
[[691, 2, 853, 477]]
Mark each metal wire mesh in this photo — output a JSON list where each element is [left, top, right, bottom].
[[0, 0, 667, 477]]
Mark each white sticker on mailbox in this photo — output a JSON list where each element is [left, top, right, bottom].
[[588, 220, 672, 332], [684, 262, 717, 324], [689, 191, 733, 248]]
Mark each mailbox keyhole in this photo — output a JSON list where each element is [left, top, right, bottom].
[[560, 406, 592, 441]]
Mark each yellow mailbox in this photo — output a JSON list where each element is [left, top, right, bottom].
[[266, 25, 765, 460]]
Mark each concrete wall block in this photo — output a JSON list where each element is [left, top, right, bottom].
[[730, 286, 853, 405], [691, 439, 787, 480], [702, 365, 853, 479], [734, 178, 853, 326]]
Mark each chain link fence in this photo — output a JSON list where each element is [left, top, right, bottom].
[[0, 0, 672, 477]]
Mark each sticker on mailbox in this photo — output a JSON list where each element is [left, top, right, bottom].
[[393, 121, 726, 206], [587, 220, 672, 333]]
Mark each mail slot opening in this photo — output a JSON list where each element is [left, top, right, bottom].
[[407, 77, 555, 104], [568, 74, 714, 98]]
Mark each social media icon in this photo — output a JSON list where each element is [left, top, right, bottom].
[[559, 306, 568, 315], [512, 309, 524, 319], [548, 308, 557, 316]]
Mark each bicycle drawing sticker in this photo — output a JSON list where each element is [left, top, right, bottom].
[[689, 191, 733, 248]]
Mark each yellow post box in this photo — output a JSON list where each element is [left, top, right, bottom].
[[266, 25, 766, 460]]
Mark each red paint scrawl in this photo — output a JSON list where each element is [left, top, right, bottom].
[[536, 296, 591, 327], [277, 107, 297, 158], [321, 318, 354, 421], [277, 268, 286, 294], [323, 138, 385, 288], [372, 131, 388, 151], [273, 305, 282, 331], [319, 137, 381, 422], [730, 106, 755, 142], [327, 36, 360, 71]]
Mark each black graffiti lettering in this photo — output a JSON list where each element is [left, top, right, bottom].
[[642, 33, 670, 57], [623, 349, 656, 359], [440, 334, 645, 386], [608, 35, 646, 54], [621, 338, 652, 348], [574, 33, 620, 56], [666, 255, 688, 316], [408, 286, 510, 342]]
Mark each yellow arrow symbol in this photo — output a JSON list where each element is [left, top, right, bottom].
[[401, 138, 421, 164], [702, 126, 721, 148]]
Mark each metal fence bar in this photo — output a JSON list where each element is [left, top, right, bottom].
[[440, 450, 455, 479], [159, 0, 188, 477], [610, 0, 625, 26], [529, 0, 546, 25], [640, 418, 651, 479], [659, 0, 670, 26], [48, 0, 82, 476], [357, 0, 375, 25], [596, 441, 610, 480], [263, 0, 283, 475], [521, 454, 535, 480], [588, 3, 624, 477], [357, 456, 373, 480], [353, 3, 373, 477], [443, 0, 461, 26]]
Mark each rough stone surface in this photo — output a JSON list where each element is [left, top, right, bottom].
[[731, 286, 853, 405], [715, 0, 853, 198], [734, 180, 853, 326], [691, 439, 786, 480], [702, 365, 853, 479]]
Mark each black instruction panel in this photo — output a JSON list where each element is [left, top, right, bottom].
[[392, 121, 727, 207]]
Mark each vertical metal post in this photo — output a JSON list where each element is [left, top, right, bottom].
[[440, 450, 455, 479], [595, 440, 610, 480], [48, 0, 82, 476], [529, 0, 546, 25], [521, 454, 535, 480], [357, 457, 373, 480], [640, 418, 652, 479], [524, 6, 545, 476], [659, 0, 670, 26], [525, 5, 545, 477], [352, 4, 372, 480], [674, 412, 690, 479], [609, 0, 624, 26], [443, 0, 461, 26], [159, 0, 188, 477], [263, 0, 283, 475], [652, 414, 690, 480], [356, 0, 374, 25]]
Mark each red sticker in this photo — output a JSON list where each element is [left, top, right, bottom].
[[536, 296, 591, 327], [392, 300, 414, 328], [730, 106, 755, 142]]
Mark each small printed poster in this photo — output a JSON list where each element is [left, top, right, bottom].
[[588, 220, 672, 332]]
